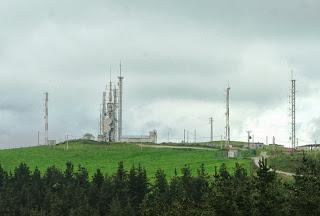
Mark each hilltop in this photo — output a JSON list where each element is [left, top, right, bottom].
[[0, 140, 253, 179]]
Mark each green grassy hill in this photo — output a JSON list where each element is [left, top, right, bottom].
[[0, 140, 252, 179]]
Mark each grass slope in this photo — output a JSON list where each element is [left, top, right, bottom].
[[0, 140, 252, 179], [269, 150, 320, 173]]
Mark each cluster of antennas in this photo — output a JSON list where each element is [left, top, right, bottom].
[[98, 65, 123, 142]]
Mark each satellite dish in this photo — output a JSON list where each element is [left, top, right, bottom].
[[105, 118, 111, 125]]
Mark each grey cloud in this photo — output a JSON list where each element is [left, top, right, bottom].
[[309, 117, 320, 141], [0, 0, 320, 146]]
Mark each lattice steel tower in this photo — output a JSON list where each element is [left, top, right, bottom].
[[118, 62, 124, 141], [44, 92, 48, 145], [290, 74, 296, 148], [225, 85, 231, 146]]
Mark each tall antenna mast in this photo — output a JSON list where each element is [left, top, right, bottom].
[[109, 66, 112, 103], [290, 71, 296, 148], [209, 117, 213, 142], [99, 104, 102, 135], [44, 92, 49, 146], [225, 83, 231, 146], [102, 91, 107, 139], [118, 61, 124, 141], [113, 86, 118, 141]]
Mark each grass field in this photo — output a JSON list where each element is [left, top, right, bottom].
[[0, 140, 253, 179], [269, 150, 320, 173]]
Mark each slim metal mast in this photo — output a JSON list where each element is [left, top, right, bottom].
[[44, 92, 49, 146], [209, 117, 213, 142], [187, 130, 189, 143], [113, 86, 118, 141], [38, 131, 40, 146], [99, 104, 102, 135], [290, 72, 296, 148], [247, 130, 252, 148], [225, 84, 231, 146], [102, 91, 107, 139], [118, 62, 124, 141], [107, 71, 113, 141]]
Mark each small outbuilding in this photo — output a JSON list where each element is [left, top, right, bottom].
[[228, 148, 239, 158]]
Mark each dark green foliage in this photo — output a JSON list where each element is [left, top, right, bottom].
[[253, 158, 289, 216], [0, 157, 318, 215], [292, 155, 320, 215]]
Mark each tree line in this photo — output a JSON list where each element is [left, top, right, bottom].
[[0, 156, 319, 216]]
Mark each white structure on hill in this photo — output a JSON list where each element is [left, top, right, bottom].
[[97, 64, 158, 144], [121, 130, 157, 143], [98, 81, 118, 142]]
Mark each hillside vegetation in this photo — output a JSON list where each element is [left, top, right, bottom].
[[0, 140, 252, 179]]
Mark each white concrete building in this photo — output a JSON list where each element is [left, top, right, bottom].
[[227, 148, 239, 158], [121, 130, 157, 143]]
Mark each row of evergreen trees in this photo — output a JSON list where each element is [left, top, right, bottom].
[[0, 157, 319, 216]]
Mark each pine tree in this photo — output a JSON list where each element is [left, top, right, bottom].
[[254, 158, 288, 216], [113, 161, 128, 206], [109, 197, 123, 216], [292, 155, 320, 215]]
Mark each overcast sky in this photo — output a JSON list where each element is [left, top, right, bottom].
[[1, 0, 320, 148]]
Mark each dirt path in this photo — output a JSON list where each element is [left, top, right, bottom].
[[252, 155, 295, 177], [137, 144, 216, 151]]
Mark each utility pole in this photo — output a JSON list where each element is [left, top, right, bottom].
[[209, 117, 213, 142], [37, 131, 40, 146], [290, 71, 296, 148], [247, 131, 252, 148], [66, 134, 69, 150], [183, 129, 186, 143], [44, 92, 49, 146], [187, 131, 189, 143], [225, 84, 231, 146]]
